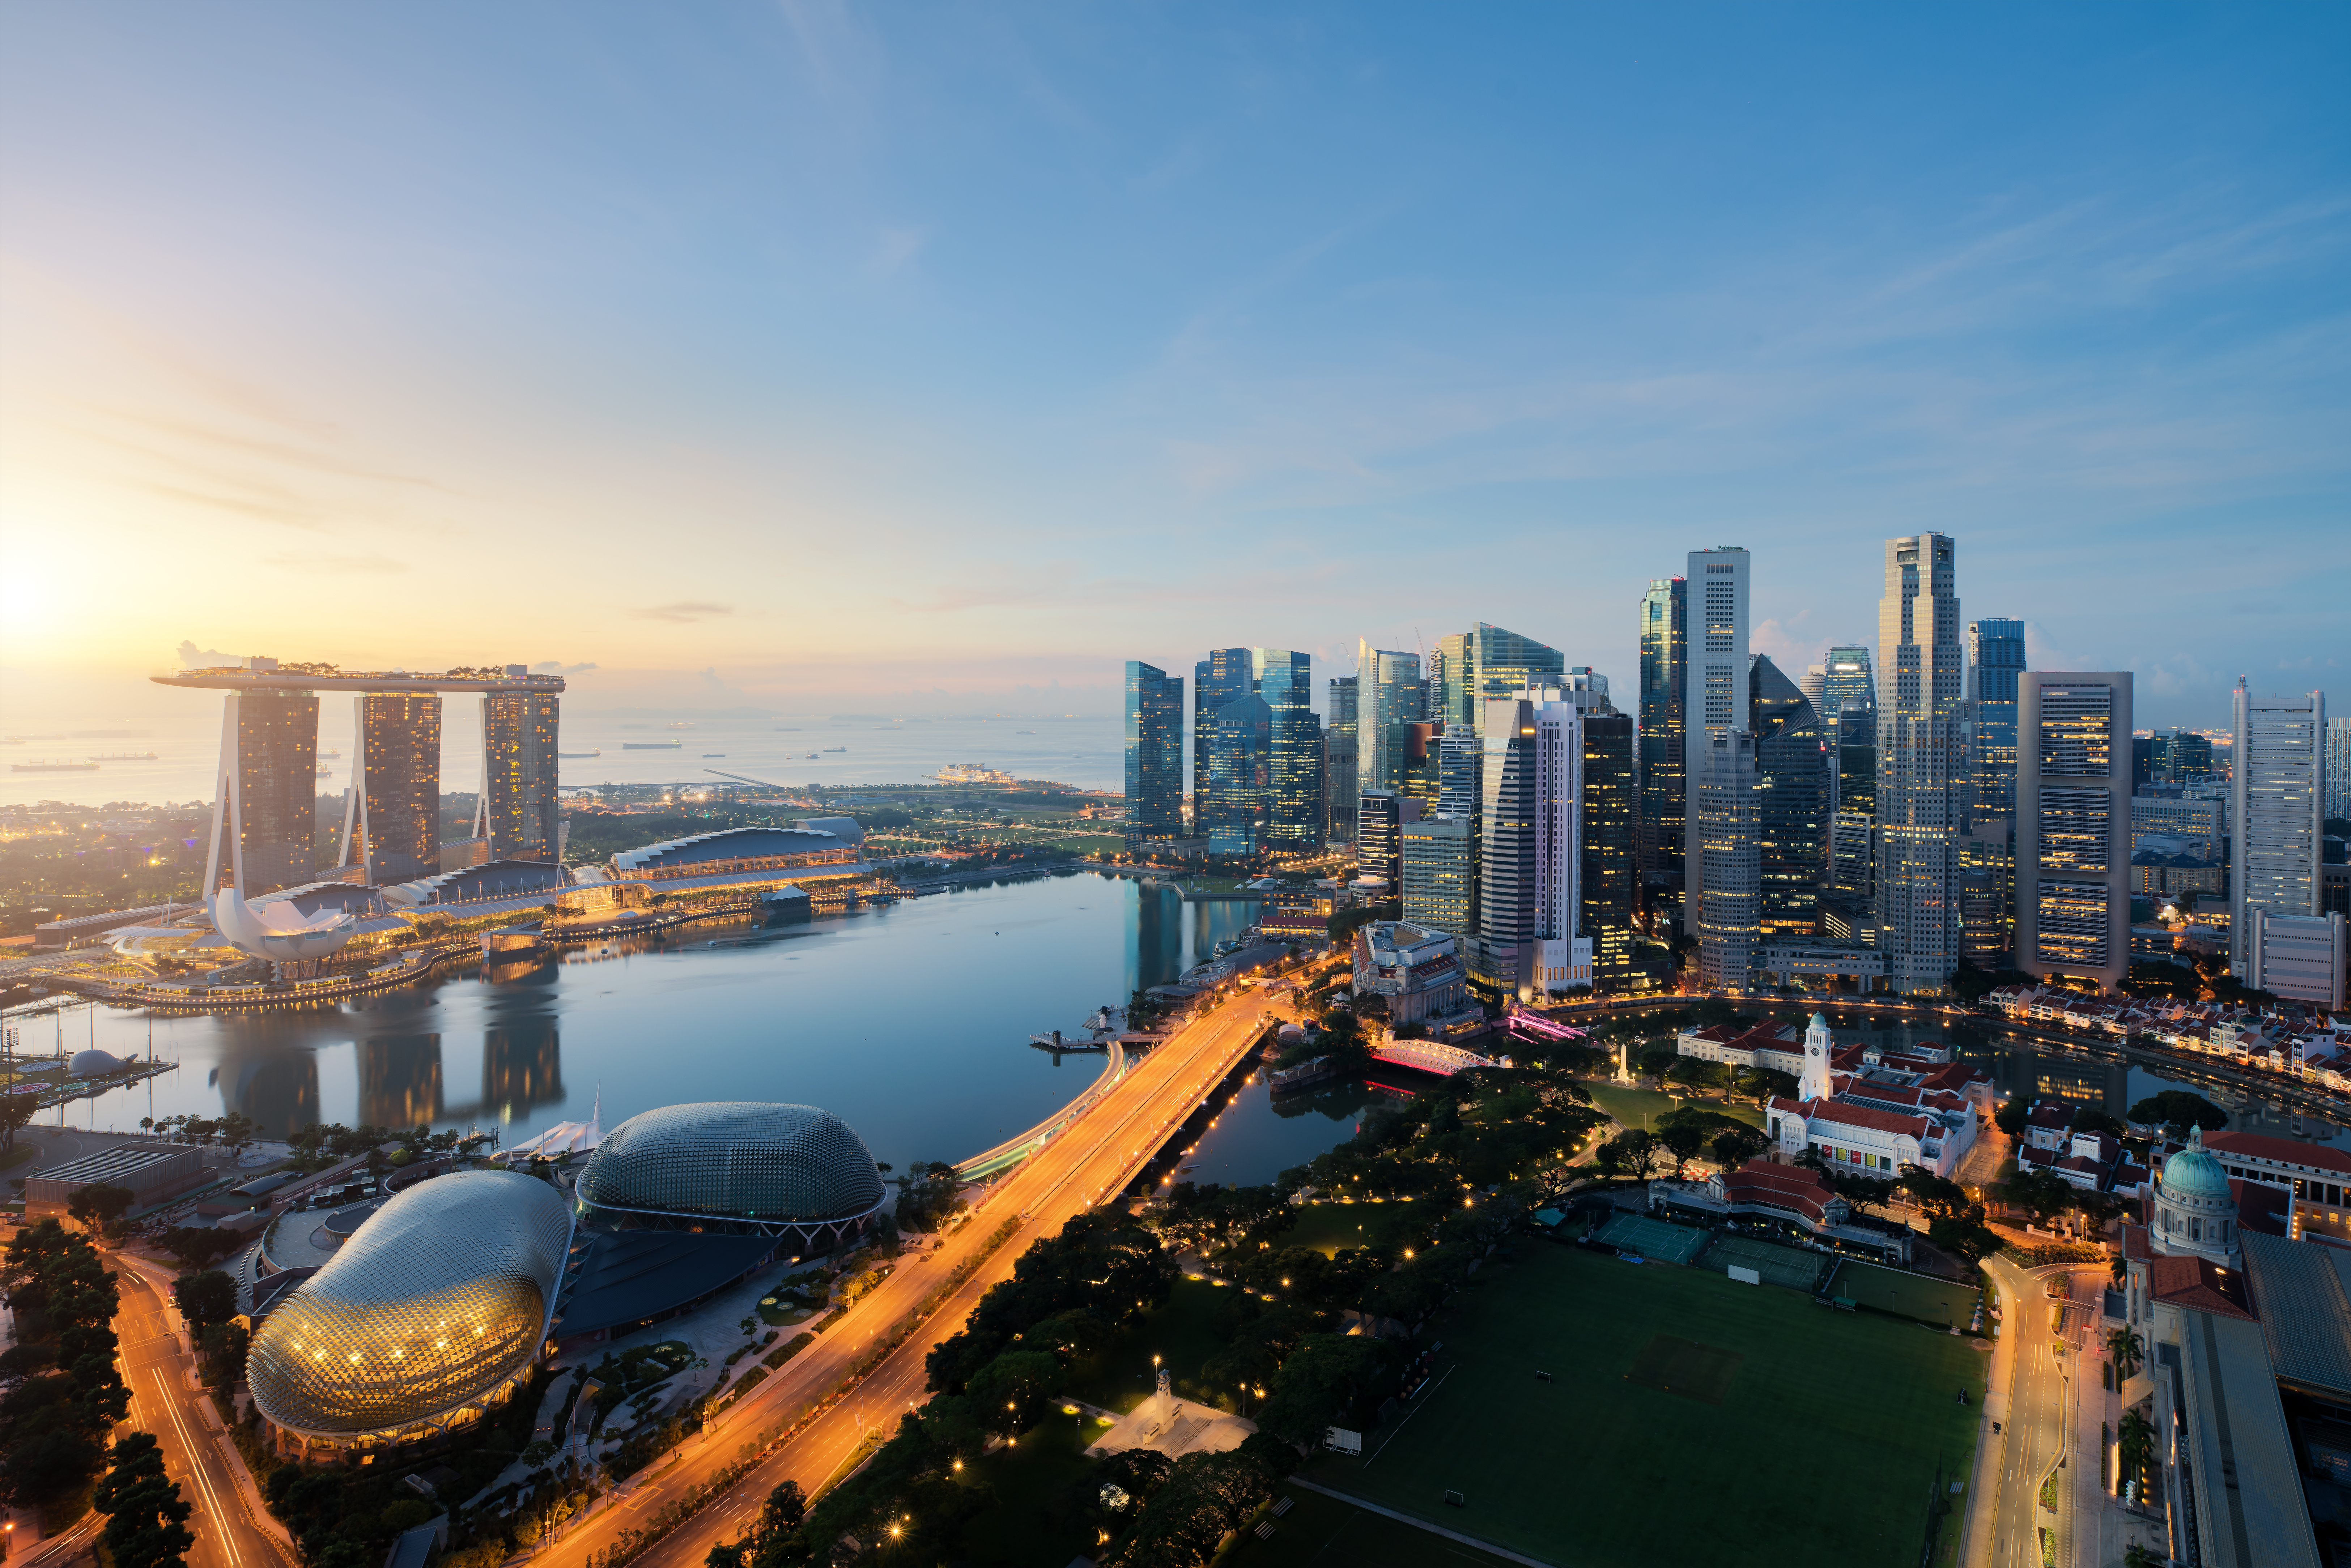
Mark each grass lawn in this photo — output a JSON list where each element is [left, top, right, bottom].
[[1584, 1081, 1766, 1132], [1066, 1277, 1246, 1415], [1281, 1199, 1433, 1257], [1224, 1484, 1530, 1568], [1832, 1261, 1984, 1330], [1304, 1243, 1986, 1568]]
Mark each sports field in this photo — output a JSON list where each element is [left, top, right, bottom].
[[1702, 1231, 1833, 1294], [1831, 1261, 1983, 1329], [1304, 1243, 1986, 1567]]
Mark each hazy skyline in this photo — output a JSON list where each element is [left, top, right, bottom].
[[4, 4, 2346, 735]]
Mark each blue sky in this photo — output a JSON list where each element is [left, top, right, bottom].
[[1, 3, 2344, 729]]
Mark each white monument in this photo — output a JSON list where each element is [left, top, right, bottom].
[[1798, 1011, 1834, 1103]]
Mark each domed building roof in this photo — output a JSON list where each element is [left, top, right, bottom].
[[2160, 1126, 2232, 1201], [577, 1102, 887, 1227], [68, 1049, 127, 1077], [247, 1170, 573, 1442]]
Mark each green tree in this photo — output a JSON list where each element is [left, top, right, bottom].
[[1594, 1129, 1662, 1182], [2117, 1406, 2156, 1480], [1254, 1333, 1390, 1448], [2127, 1090, 2227, 1135], [171, 1270, 238, 1338], [964, 1348, 1063, 1436], [66, 1182, 136, 1234], [1710, 1125, 1769, 1169], [0, 1091, 33, 1152], [1994, 1098, 2030, 1138], [1656, 1121, 1709, 1179], [92, 1431, 195, 1568], [1996, 1168, 2078, 1230]]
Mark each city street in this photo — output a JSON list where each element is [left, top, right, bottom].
[[1977, 1257, 2104, 1568], [524, 984, 1283, 1568], [110, 1252, 296, 1568]]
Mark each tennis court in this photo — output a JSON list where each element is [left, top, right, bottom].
[[1701, 1232, 1833, 1294], [1831, 1262, 1980, 1328], [1592, 1210, 1711, 1264]]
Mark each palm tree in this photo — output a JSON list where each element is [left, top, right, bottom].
[[2117, 1406, 2156, 1483], [2107, 1327, 2145, 1379]]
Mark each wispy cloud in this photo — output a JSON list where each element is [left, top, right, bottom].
[[631, 601, 734, 623], [264, 551, 407, 575], [533, 660, 600, 674]]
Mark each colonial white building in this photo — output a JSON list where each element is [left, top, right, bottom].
[[1762, 1013, 1986, 1180]]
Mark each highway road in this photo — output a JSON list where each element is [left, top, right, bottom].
[[527, 985, 1284, 1568], [1979, 1257, 2103, 1568], [108, 1252, 295, 1568]]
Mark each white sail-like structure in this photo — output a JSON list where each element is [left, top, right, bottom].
[[208, 886, 358, 963], [499, 1090, 603, 1162]]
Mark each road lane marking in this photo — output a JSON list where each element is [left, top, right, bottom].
[[153, 1366, 241, 1568]]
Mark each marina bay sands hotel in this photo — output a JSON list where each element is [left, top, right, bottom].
[[154, 659, 565, 895]]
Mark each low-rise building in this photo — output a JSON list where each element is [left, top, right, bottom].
[[1351, 921, 1468, 1026], [24, 1142, 208, 1219]]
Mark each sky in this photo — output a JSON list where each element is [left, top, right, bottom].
[[2, 3, 2346, 735]]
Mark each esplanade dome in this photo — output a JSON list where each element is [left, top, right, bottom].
[[575, 1102, 888, 1249], [2160, 1126, 2232, 1200], [247, 1169, 573, 1448]]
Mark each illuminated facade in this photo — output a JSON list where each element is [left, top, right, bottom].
[[575, 1102, 888, 1249], [1254, 648, 1320, 851], [1580, 712, 1640, 988], [1472, 692, 1588, 999], [247, 1170, 573, 1454], [1206, 693, 1273, 857], [483, 687, 561, 866], [2016, 673, 2133, 989], [1695, 729, 1761, 992], [1750, 656, 1826, 940], [346, 693, 442, 885], [1399, 812, 1473, 936], [1967, 619, 2025, 822], [1325, 675, 1359, 843], [2231, 680, 2325, 983], [609, 825, 862, 883], [1467, 623, 1564, 713], [1683, 548, 1749, 923], [1875, 534, 1965, 995], [1123, 661, 1185, 847], [224, 690, 320, 894], [1192, 648, 1253, 813], [1637, 576, 1687, 917]]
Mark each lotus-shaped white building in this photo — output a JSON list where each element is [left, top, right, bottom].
[[208, 887, 357, 963]]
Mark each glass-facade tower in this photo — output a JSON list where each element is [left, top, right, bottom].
[[349, 693, 442, 885], [1251, 649, 1318, 852], [1192, 648, 1253, 825], [1582, 712, 1638, 988], [1637, 577, 1688, 920], [1357, 642, 1423, 794], [1875, 534, 1967, 995], [1326, 676, 1359, 843], [484, 692, 561, 866], [1207, 693, 1272, 858], [1123, 661, 1185, 847], [234, 690, 320, 894], [1750, 656, 1826, 940], [1968, 618, 2026, 823]]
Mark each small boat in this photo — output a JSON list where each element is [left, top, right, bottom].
[[622, 741, 684, 750], [316, 767, 334, 777]]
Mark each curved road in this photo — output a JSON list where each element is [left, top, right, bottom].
[[1977, 1256, 2103, 1568], [528, 987, 1282, 1568]]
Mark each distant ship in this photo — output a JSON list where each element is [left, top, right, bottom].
[[558, 748, 601, 758], [665, 722, 693, 730], [320, 749, 341, 758], [824, 746, 847, 753], [88, 752, 158, 761], [315, 766, 334, 777], [13, 761, 99, 772], [703, 753, 726, 757], [622, 741, 683, 750], [1017, 730, 1034, 734]]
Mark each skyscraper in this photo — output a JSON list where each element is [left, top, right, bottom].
[[1400, 813, 1474, 936], [1683, 549, 1750, 924], [228, 690, 320, 894], [1192, 648, 1253, 818], [1468, 623, 1565, 710], [1695, 730, 1761, 992], [1207, 693, 1272, 858], [1326, 675, 1359, 842], [1968, 619, 2027, 823], [1637, 577, 1687, 915], [1581, 711, 1638, 989], [1750, 656, 1826, 940], [483, 687, 561, 866], [1818, 647, 1876, 726], [343, 693, 442, 885], [2016, 673, 2134, 990], [1356, 789, 1403, 887], [1472, 693, 1588, 998], [1252, 648, 1318, 851], [1432, 632, 1473, 729], [1875, 534, 1965, 995], [2329, 716, 2351, 825], [2231, 681, 2325, 981], [1357, 642, 1423, 794], [1123, 661, 1185, 848], [1827, 704, 1878, 924]]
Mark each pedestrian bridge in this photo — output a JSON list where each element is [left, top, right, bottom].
[[1502, 1001, 1590, 1047], [1369, 1038, 1501, 1077]]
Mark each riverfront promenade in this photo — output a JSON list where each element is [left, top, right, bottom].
[[527, 985, 1283, 1568]]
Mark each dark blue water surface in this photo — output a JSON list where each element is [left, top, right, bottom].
[[49, 873, 1264, 1172]]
